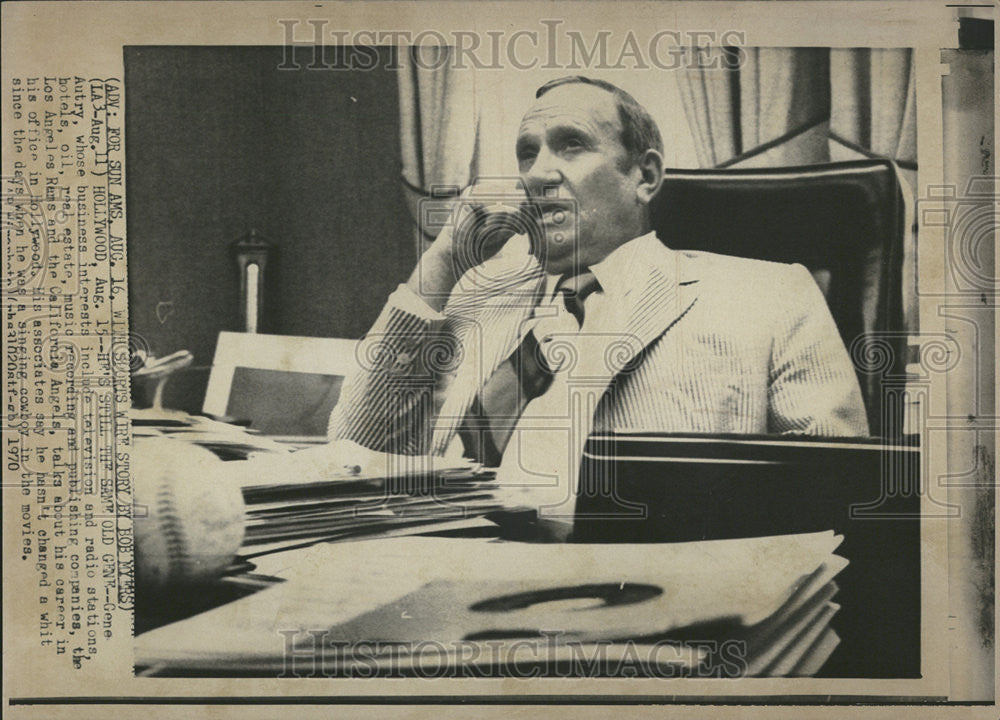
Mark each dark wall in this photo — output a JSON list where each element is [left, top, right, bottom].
[[125, 46, 413, 412]]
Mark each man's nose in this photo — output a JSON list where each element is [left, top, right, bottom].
[[520, 147, 562, 198]]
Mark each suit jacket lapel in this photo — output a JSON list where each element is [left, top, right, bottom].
[[609, 243, 700, 376]]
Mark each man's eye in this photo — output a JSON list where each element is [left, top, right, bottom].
[[561, 138, 585, 152], [517, 148, 537, 164]]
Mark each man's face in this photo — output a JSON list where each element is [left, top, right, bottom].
[[515, 83, 643, 275]]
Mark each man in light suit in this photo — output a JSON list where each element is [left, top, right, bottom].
[[329, 76, 868, 513]]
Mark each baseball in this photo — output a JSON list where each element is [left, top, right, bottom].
[[133, 437, 246, 589]]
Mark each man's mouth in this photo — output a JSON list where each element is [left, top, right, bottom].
[[527, 199, 573, 226], [522, 198, 576, 259]]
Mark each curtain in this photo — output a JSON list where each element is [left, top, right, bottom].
[[678, 48, 832, 168], [677, 47, 915, 170], [829, 49, 917, 172], [397, 46, 480, 254]]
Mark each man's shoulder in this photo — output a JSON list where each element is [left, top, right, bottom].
[[678, 249, 801, 276], [674, 249, 821, 325]]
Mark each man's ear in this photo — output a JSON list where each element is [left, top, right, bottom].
[[635, 149, 665, 205]]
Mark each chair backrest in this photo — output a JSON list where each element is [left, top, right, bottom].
[[203, 331, 359, 437], [649, 159, 906, 437]]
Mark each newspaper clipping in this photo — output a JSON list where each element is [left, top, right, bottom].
[[2, 1, 996, 718]]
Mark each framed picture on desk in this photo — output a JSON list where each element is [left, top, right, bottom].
[[202, 331, 359, 438]]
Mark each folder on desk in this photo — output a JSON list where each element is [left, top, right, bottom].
[[135, 531, 846, 677]]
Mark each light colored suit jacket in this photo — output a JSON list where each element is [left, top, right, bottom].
[[329, 234, 869, 457]]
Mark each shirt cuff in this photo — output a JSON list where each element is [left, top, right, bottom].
[[389, 283, 447, 322]]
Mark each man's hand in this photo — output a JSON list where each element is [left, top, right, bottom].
[[406, 182, 530, 313]]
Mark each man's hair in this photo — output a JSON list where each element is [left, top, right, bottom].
[[535, 76, 664, 165]]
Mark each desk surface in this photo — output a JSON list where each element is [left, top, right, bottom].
[[137, 530, 854, 679], [134, 432, 921, 680]]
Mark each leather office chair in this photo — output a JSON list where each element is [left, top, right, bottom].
[[649, 159, 907, 438]]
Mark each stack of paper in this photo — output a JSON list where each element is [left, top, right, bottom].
[[135, 531, 847, 677], [241, 470, 502, 546], [235, 443, 501, 549], [129, 416, 502, 549]]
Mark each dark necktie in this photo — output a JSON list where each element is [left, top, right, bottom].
[[558, 271, 600, 327], [459, 272, 599, 465]]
